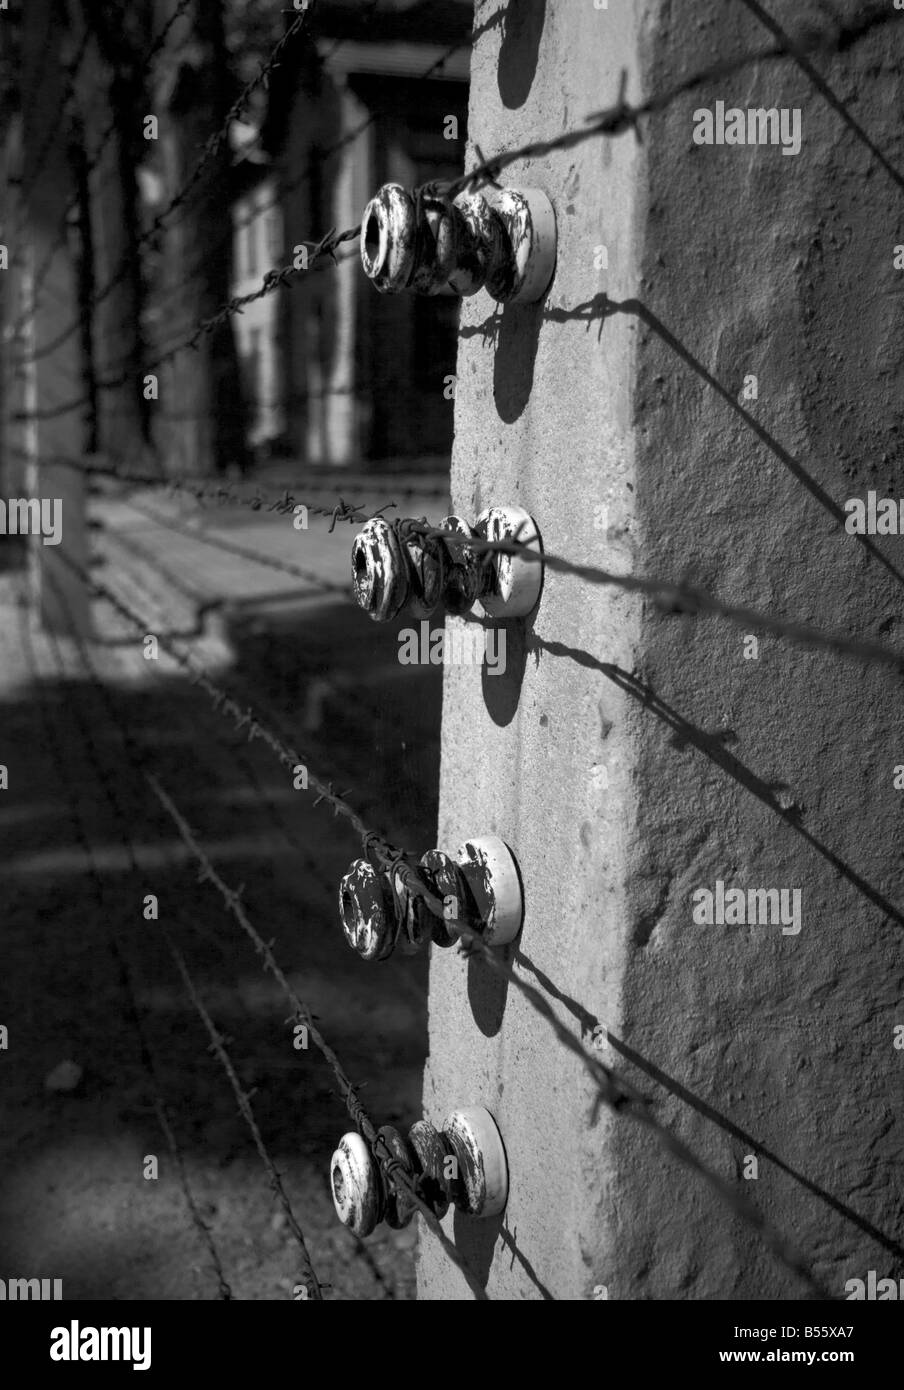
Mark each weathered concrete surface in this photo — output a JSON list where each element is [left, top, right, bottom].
[[419, 0, 904, 1300], [418, 0, 644, 1301]]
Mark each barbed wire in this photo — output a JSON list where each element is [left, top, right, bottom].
[[15, 573, 234, 1300], [120, 494, 353, 596], [50, 446, 451, 506], [49, 526, 400, 1296], [147, 774, 491, 1301], [96, 32, 468, 366], [119, 473, 396, 531], [39, 556, 327, 1300], [14, 436, 904, 679], [427, 3, 902, 202], [55, 545, 428, 900], [279, 473, 449, 502], [148, 770, 833, 1301], [50, 541, 838, 1295], [94, 505, 424, 794], [16, 0, 194, 334], [13, 2, 899, 414], [151, 685, 400, 1299], [62, 551, 364, 818], [3, 444, 411, 525], [152, 1098, 233, 1300], [391, 866, 835, 1298], [13, 0, 196, 336], [133, 245, 355, 363], [399, 517, 904, 679], [140, 9, 313, 240], [164, 936, 324, 1300], [148, 228, 362, 371], [20, 6, 316, 369], [142, 34, 468, 310]]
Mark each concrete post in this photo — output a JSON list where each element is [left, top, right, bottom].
[[418, 0, 904, 1301]]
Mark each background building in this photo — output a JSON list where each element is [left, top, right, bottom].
[[233, 1, 471, 466]]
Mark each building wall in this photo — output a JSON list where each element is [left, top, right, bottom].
[[280, 43, 468, 466], [418, 0, 904, 1301], [232, 179, 283, 447]]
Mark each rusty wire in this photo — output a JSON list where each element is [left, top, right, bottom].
[[77, 450, 449, 508], [385, 860, 835, 1301], [82, 486, 904, 715], [49, 534, 399, 1297], [150, 741, 833, 1301], [5, 442, 408, 527], [15, 3, 898, 401], [153, 684, 400, 1300], [21, 6, 315, 370], [55, 544, 836, 1297], [400, 517, 904, 679], [22, 442, 904, 676], [15, 574, 234, 1301], [47, 546, 488, 1293], [57, 547, 371, 829], [39, 558, 325, 1301], [120, 495, 353, 596], [96, 31, 468, 363], [147, 774, 490, 1301], [116, 471, 397, 531], [428, 3, 902, 202], [10, 0, 196, 339], [94, 511, 396, 738], [164, 936, 325, 1301]]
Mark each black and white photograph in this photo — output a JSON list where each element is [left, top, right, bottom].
[[0, 0, 901, 1356]]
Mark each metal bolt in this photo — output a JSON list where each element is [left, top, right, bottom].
[[360, 182, 557, 304], [330, 1131, 384, 1238], [473, 505, 544, 619], [338, 859, 396, 962], [329, 1105, 508, 1236], [391, 862, 437, 955], [453, 835, 524, 947], [349, 506, 543, 622], [439, 514, 483, 615], [337, 836, 523, 963], [376, 1125, 418, 1228], [351, 517, 408, 622]]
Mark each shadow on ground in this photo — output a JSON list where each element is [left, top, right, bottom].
[[0, 569, 442, 1300]]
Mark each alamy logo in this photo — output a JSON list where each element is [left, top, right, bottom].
[[50, 1321, 151, 1371], [692, 880, 802, 935], [693, 102, 801, 156], [844, 492, 904, 534], [0, 1276, 62, 1300], [397, 620, 506, 675], [845, 1271, 904, 1300], [0, 498, 62, 546]]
